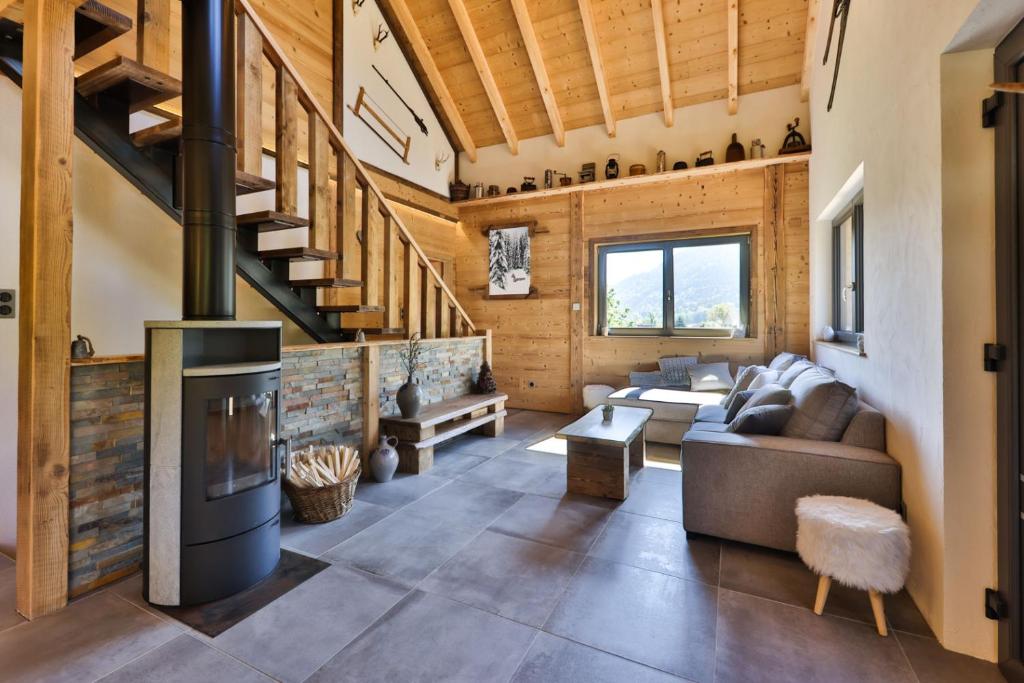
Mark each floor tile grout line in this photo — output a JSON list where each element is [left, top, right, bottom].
[[711, 544, 724, 683], [533, 626, 700, 682], [503, 628, 543, 683], [891, 628, 925, 683], [85, 596, 183, 682], [715, 584, 908, 632]]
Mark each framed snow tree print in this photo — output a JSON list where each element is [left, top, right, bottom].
[[488, 224, 532, 297]]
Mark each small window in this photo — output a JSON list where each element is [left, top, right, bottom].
[[597, 235, 750, 337], [832, 201, 864, 343]]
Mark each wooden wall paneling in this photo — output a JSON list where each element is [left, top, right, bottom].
[[275, 67, 299, 215], [361, 345, 380, 472], [783, 161, 810, 355], [569, 191, 584, 415], [361, 190, 381, 306], [575, 0, 615, 136], [17, 0, 76, 619], [383, 214, 401, 329], [446, 0, 520, 154], [236, 12, 263, 177], [727, 0, 738, 115], [307, 117, 331, 251], [762, 165, 785, 359], [509, 0, 565, 146], [422, 268, 437, 338], [404, 243, 421, 337], [137, 0, 170, 72]]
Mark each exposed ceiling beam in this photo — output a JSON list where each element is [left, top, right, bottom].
[[727, 0, 738, 114], [576, 0, 615, 137], [800, 0, 820, 102], [0, 0, 18, 14], [386, 0, 478, 161], [447, 0, 519, 154], [650, 0, 673, 126], [510, 0, 565, 147]]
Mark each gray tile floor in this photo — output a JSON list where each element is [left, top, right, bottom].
[[0, 410, 1008, 682]]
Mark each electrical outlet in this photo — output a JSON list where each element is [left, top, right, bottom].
[[0, 289, 13, 318], [571, 302, 581, 311]]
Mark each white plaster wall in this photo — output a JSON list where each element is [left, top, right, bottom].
[[940, 48, 997, 659], [0, 78, 21, 557], [342, 0, 455, 196], [806, 0, 990, 660], [458, 85, 810, 191]]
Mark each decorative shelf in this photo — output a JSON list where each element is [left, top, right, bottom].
[[454, 153, 812, 208], [468, 285, 539, 300]]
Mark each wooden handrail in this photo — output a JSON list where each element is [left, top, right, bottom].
[[234, 0, 475, 333]]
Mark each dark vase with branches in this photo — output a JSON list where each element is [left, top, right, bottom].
[[397, 334, 425, 418]]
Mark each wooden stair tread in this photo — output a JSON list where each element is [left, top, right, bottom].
[[258, 247, 336, 262], [380, 393, 509, 428], [237, 211, 309, 232], [317, 305, 385, 313], [76, 56, 182, 111], [130, 119, 181, 147], [340, 327, 404, 336], [236, 171, 275, 195], [291, 277, 363, 288], [74, 1, 132, 60]]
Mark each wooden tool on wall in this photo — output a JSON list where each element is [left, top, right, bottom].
[[348, 86, 412, 163]]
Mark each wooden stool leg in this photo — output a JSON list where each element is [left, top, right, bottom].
[[813, 575, 831, 615], [869, 590, 888, 636]]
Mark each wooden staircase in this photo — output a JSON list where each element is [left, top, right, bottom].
[[0, 0, 474, 343]]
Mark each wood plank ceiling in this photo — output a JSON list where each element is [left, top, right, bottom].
[[385, 0, 809, 157]]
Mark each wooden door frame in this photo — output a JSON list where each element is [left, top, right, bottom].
[[996, 17, 1024, 682]]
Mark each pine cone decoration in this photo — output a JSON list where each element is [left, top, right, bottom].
[[476, 361, 497, 394]]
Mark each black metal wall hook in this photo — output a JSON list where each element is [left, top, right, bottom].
[[822, 0, 851, 112]]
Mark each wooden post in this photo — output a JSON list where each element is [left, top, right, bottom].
[[327, 154, 358, 294], [569, 192, 584, 415], [438, 288, 451, 337], [361, 191, 381, 306], [403, 244, 421, 338], [484, 328, 493, 365], [382, 214, 400, 328], [422, 270, 437, 338], [332, 0, 344, 132], [361, 345, 380, 473], [275, 67, 298, 215], [763, 165, 786, 359], [235, 13, 263, 177], [17, 0, 76, 619], [137, 0, 171, 73], [307, 117, 330, 251]]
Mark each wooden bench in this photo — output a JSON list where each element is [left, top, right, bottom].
[[379, 393, 508, 473]]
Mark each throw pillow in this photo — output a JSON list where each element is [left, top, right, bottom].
[[628, 370, 664, 388], [728, 404, 794, 435], [748, 369, 782, 390], [658, 356, 698, 388], [687, 362, 734, 392], [736, 383, 792, 414], [782, 371, 860, 441], [724, 389, 756, 422], [720, 365, 767, 407], [768, 352, 807, 371], [778, 359, 816, 388]]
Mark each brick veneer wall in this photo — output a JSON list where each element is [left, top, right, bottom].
[[378, 338, 483, 417], [66, 337, 484, 596]]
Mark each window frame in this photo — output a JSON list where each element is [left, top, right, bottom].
[[595, 234, 751, 338], [831, 199, 865, 345]]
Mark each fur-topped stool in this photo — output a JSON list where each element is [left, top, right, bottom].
[[796, 495, 910, 636]]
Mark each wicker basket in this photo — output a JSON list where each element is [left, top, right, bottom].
[[282, 464, 361, 524]]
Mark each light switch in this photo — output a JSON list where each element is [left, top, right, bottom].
[[571, 302, 581, 311]]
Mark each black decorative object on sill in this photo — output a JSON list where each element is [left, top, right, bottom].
[[695, 151, 714, 167], [726, 133, 745, 162], [823, 0, 851, 112], [476, 361, 497, 394], [605, 154, 620, 179], [520, 176, 537, 192], [779, 117, 811, 155]]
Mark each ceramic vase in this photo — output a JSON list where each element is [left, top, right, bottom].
[[371, 436, 400, 483], [602, 404, 615, 422], [397, 377, 422, 418]]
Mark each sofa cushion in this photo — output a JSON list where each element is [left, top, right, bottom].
[[658, 356, 698, 388], [748, 369, 782, 390], [738, 383, 791, 414], [841, 403, 887, 452], [695, 404, 729, 424], [724, 389, 755, 422], [783, 372, 860, 442], [687, 362, 734, 392], [720, 365, 767, 408], [778, 359, 816, 388], [728, 404, 794, 435], [628, 370, 664, 388], [768, 352, 807, 371], [689, 421, 731, 433]]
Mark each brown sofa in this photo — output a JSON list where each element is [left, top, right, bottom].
[[681, 400, 901, 551]]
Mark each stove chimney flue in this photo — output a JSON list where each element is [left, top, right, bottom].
[[182, 0, 237, 320]]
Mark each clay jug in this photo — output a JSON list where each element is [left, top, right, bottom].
[[371, 436, 400, 483]]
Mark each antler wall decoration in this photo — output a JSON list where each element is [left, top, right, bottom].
[[435, 151, 450, 171], [351, 0, 365, 13], [373, 23, 390, 50], [822, 0, 851, 112]]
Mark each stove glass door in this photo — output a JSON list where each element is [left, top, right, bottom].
[[204, 391, 277, 499]]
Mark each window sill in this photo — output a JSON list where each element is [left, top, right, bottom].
[[815, 340, 866, 358]]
